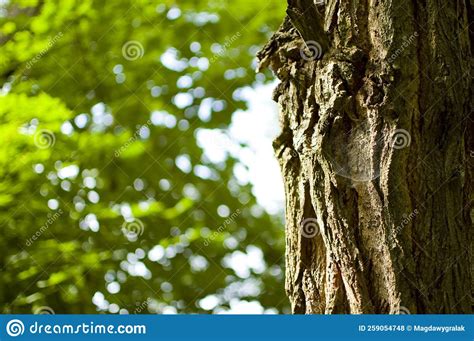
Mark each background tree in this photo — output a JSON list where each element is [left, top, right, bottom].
[[259, 0, 472, 313], [0, 0, 289, 314]]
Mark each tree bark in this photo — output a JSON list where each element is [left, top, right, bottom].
[[258, 0, 473, 314]]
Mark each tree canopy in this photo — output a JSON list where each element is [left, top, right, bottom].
[[0, 0, 288, 314]]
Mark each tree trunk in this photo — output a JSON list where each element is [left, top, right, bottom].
[[258, 0, 473, 314]]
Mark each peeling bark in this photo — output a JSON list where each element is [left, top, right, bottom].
[[259, 0, 472, 314]]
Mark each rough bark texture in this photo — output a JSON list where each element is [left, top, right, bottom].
[[258, 0, 473, 314]]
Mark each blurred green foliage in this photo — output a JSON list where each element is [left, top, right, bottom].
[[0, 0, 288, 313]]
